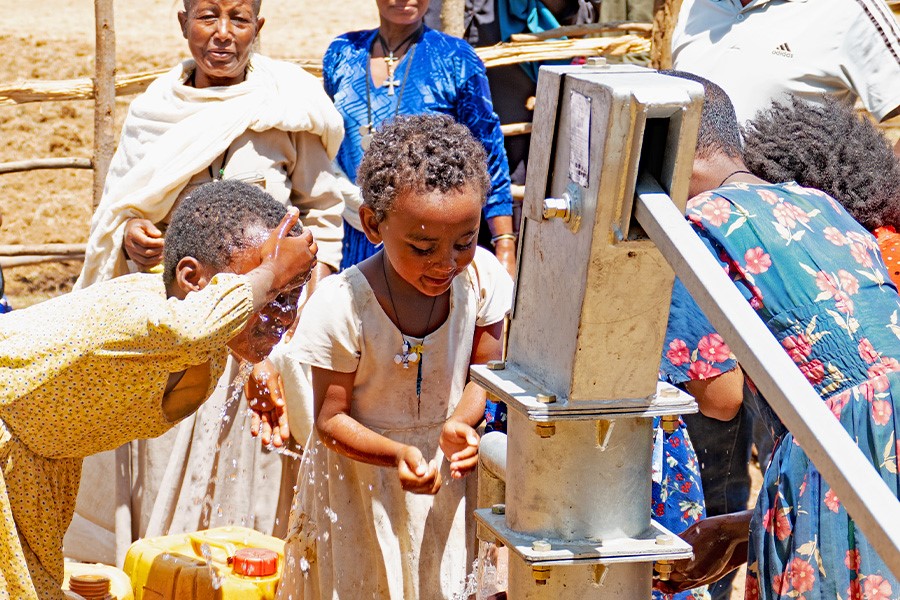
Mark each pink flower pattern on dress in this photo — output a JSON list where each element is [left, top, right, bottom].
[[872, 400, 893, 426], [697, 333, 732, 363], [859, 338, 879, 363], [687, 360, 721, 380], [782, 333, 813, 363], [701, 198, 732, 227], [757, 188, 780, 205], [863, 575, 893, 600], [771, 572, 791, 596], [850, 242, 874, 268], [763, 507, 792, 541], [745, 247, 773, 274], [788, 558, 816, 593], [824, 227, 848, 245], [666, 338, 690, 367], [824, 488, 841, 513], [845, 549, 861, 571]]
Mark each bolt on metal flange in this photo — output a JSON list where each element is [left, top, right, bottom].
[[536, 422, 556, 438], [533, 565, 552, 585], [491, 503, 506, 515], [659, 414, 680, 434], [532, 539, 552, 552], [536, 392, 557, 404], [655, 534, 674, 545], [654, 560, 674, 581], [542, 196, 571, 221], [486, 360, 506, 371]]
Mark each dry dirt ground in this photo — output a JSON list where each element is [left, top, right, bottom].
[[0, 0, 378, 306]]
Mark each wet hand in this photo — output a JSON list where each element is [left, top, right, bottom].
[[259, 208, 319, 294], [440, 420, 479, 479], [246, 359, 290, 447], [124, 218, 165, 270], [653, 511, 750, 593], [396, 445, 442, 495]]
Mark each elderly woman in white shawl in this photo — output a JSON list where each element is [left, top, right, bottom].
[[68, 0, 344, 565]]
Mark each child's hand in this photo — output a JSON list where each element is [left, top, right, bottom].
[[259, 208, 319, 293], [440, 420, 480, 479], [246, 359, 290, 447], [396, 446, 442, 495]]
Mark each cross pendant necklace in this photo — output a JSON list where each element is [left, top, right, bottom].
[[361, 27, 421, 151], [382, 253, 438, 413], [382, 55, 400, 96], [376, 28, 420, 96]]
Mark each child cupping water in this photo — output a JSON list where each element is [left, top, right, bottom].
[[278, 115, 514, 599], [0, 180, 316, 599]]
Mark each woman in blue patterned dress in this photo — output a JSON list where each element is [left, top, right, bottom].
[[323, 0, 516, 275], [657, 275, 742, 600], [655, 72, 900, 600]]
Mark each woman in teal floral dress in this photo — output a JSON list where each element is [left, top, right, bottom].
[[686, 179, 900, 600], [650, 71, 900, 600]]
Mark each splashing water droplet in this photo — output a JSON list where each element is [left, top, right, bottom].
[[199, 542, 225, 590]]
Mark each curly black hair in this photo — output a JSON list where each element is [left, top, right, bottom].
[[163, 179, 301, 286], [659, 70, 743, 160], [356, 114, 491, 222], [743, 96, 900, 230]]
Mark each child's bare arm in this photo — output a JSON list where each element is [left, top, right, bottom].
[[313, 366, 442, 494], [441, 320, 505, 477]]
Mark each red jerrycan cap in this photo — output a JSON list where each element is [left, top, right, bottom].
[[232, 547, 279, 577]]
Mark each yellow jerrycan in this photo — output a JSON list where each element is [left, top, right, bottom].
[[124, 526, 283, 600], [63, 562, 134, 600]]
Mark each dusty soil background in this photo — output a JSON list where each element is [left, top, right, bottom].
[[0, 0, 378, 306]]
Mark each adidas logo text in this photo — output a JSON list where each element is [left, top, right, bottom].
[[772, 42, 793, 57]]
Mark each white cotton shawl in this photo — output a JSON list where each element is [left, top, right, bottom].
[[76, 54, 344, 288]]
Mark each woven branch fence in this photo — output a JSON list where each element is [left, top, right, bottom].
[[0, 16, 653, 267]]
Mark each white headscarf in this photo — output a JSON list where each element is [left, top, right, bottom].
[[77, 54, 344, 288]]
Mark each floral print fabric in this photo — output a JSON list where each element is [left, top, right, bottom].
[[652, 417, 709, 600], [685, 182, 900, 600], [661, 277, 739, 385]]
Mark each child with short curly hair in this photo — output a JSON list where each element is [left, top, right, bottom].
[[277, 114, 514, 599]]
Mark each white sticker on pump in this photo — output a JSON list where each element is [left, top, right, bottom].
[[568, 90, 591, 188]]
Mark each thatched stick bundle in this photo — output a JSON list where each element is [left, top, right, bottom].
[[0, 37, 649, 106]]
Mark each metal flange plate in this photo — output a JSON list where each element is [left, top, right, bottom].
[[474, 509, 693, 566], [470, 363, 697, 421]]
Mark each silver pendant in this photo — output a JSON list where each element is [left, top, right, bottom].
[[395, 339, 420, 369], [359, 124, 374, 151]]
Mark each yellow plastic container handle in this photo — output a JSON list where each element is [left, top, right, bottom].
[[188, 532, 237, 565]]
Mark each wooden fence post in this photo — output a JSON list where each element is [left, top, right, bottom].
[[440, 0, 466, 38], [650, 0, 682, 69], [93, 0, 116, 209]]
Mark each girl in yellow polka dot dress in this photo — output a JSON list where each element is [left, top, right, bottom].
[[0, 181, 317, 599]]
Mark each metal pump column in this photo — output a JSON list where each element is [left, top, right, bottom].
[[472, 65, 706, 598]]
